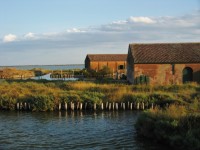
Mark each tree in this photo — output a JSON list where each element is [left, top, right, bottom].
[[98, 66, 112, 77]]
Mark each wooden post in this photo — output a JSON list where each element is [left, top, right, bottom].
[[71, 102, 74, 110], [106, 102, 108, 109], [142, 102, 145, 110], [58, 103, 61, 111], [101, 103, 104, 110], [24, 102, 27, 110], [80, 103, 83, 110], [120, 102, 123, 109], [64, 102, 68, 110], [85, 103, 87, 110], [112, 102, 115, 110], [128, 101, 130, 109], [123, 103, 125, 110], [137, 102, 140, 110], [151, 103, 154, 109], [109, 103, 111, 110], [16, 103, 19, 110], [77, 102, 79, 110], [115, 103, 118, 110], [20, 102, 23, 110], [94, 103, 96, 110], [130, 103, 133, 110]]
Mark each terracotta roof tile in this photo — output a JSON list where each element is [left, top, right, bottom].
[[86, 54, 127, 61], [129, 43, 200, 64]]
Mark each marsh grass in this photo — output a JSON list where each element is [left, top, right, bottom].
[[136, 103, 200, 150], [0, 80, 199, 111]]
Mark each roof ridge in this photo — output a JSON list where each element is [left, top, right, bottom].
[[129, 42, 200, 45], [86, 54, 127, 61], [87, 54, 127, 55]]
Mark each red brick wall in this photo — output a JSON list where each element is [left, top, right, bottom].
[[90, 61, 127, 74], [134, 63, 200, 84]]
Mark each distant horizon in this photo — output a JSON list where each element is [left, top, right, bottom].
[[0, 64, 84, 67]]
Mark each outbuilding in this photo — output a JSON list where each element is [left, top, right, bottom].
[[85, 54, 127, 78], [127, 43, 200, 84]]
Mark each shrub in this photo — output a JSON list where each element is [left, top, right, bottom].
[[135, 105, 200, 150], [122, 93, 148, 103], [0, 95, 16, 110], [28, 94, 55, 111]]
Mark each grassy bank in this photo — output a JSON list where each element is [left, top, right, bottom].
[[135, 104, 200, 150], [0, 80, 199, 111]]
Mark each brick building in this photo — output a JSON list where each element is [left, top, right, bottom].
[[127, 43, 200, 84], [85, 54, 127, 78]]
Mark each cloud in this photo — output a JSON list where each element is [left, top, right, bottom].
[[0, 11, 200, 65], [24, 32, 35, 39], [128, 17, 156, 24], [66, 28, 85, 33], [112, 20, 127, 25], [3, 34, 17, 42]]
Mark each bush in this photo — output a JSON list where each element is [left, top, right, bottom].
[[122, 93, 148, 103], [0, 95, 16, 110], [28, 94, 55, 111], [135, 105, 200, 150]]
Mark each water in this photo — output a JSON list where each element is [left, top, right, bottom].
[[0, 111, 166, 150], [31, 73, 79, 81], [0, 64, 84, 70]]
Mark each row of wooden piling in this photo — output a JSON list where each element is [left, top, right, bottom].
[[59, 102, 155, 111], [16, 102, 31, 111], [15, 102, 154, 111], [50, 74, 75, 79]]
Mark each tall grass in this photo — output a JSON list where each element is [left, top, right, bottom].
[[0, 80, 199, 111], [135, 104, 200, 150]]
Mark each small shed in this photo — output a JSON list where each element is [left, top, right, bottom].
[[127, 43, 200, 84], [85, 54, 127, 77]]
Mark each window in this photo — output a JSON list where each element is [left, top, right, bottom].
[[118, 65, 124, 70]]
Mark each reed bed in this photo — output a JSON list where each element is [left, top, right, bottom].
[[0, 80, 199, 111]]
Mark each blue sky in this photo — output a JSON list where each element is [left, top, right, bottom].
[[0, 0, 200, 65]]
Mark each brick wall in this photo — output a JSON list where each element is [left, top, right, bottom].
[[134, 63, 200, 84], [89, 61, 127, 74]]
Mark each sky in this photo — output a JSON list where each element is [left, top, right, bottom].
[[0, 0, 200, 65]]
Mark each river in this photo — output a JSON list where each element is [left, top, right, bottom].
[[0, 111, 167, 150]]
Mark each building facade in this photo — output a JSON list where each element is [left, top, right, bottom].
[[127, 43, 200, 84], [85, 54, 127, 78]]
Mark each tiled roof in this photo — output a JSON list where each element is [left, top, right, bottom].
[[129, 43, 200, 64], [86, 54, 127, 61]]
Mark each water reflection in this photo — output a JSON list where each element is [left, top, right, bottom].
[[0, 111, 168, 150]]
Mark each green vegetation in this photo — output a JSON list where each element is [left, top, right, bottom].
[[135, 103, 200, 150], [30, 68, 51, 76], [0, 68, 34, 79], [78, 67, 113, 79], [0, 80, 199, 112], [132, 83, 200, 150]]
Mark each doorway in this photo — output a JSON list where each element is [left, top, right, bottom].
[[182, 67, 193, 83]]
